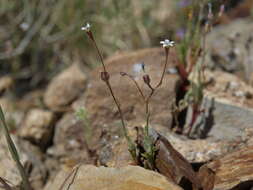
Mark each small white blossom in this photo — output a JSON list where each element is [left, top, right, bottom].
[[81, 23, 91, 32], [160, 39, 175, 48], [20, 22, 29, 31]]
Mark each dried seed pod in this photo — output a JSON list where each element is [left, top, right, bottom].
[[143, 74, 151, 85], [101, 71, 110, 81]]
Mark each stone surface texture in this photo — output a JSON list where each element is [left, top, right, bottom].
[[19, 109, 55, 148], [84, 48, 180, 130], [44, 165, 182, 190], [206, 18, 253, 83], [0, 135, 46, 190], [44, 64, 87, 111], [199, 145, 253, 190]]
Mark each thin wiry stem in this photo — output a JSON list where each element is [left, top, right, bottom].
[[105, 81, 130, 140], [144, 48, 169, 134], [66, 165, 79, 190], [87, 31, 106, 72], [200, 29, 207, 81], [85, 30, 133, 146], [0, 177, 13, 190], [58, 164, 81, 190], [155, 48, 169, 89]]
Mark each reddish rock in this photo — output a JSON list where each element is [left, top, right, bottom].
[[199, 145, 253, 190], [44, 64, 87, 111], [84, 48, 180, 131]]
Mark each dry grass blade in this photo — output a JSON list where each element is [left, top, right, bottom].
[[0, 177, 14, 190], [0, 106, 32, 190], [58, 165, 81, 190]]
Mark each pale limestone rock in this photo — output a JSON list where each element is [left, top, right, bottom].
[[0, 76, 13, 93], [0, 97, 25, 131], [44, 165, 182, 190], [0, 134, 46, 190], [44, 64, 87, 111], [19, 109, 55, 148]]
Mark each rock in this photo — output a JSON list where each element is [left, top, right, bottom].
[[205, 18, 253, 83], [153, 131, 202, 188], [0, 98, 25, 133], [204, 70, 253, 108], [163, 131, 234, 163], [197, 70, 253, 142], [0, 135, 46, 190], [44, 165, 182, 190], [47, 112, 93, 164], [17, 90, 44, 110], [86, 67, 253, 165], [100, 126, 137, 167], [19, 109, 55, 149], [18, 140, 47, 190], [159, 70, 253, 163], [84, 48, 180, 131], [200, 97, 253, 141], [104, 138, 132, 168], [222, 0, 253, 22], [199, 145, 253, 190], [100, 125, 233, 165], [0, 136, 26, 188], [0, 76, 13, 94], [44, 64, 87, 111]]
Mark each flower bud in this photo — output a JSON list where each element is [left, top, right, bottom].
[[143, 74, 151, 85], [101, 71, 110, 81]]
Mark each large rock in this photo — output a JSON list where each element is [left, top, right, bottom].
[[105, 126, 247, 165], [84, 48, 180, 130], [163, 70, 253, 163], [205, 18, 253, 83], [0, 98, 25, 133], [19, 109, 55, 149], [47, 112, 93, 165], [0, 136, 26, 189], [199, 145, 253, 190], [44, 165, 182, 190], [198, 70, 253, 142], [204, 70, 253, 109], [98, 126, 138, 167], [44, 64, 87, 111], [0, 75, 13, 95], [0, 135, 46, 190]]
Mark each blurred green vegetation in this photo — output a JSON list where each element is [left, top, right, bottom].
[[0, 0, 245, 96], [0, 0, 177, 95]]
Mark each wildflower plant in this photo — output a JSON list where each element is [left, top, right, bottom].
[[82, 22, 175, 168], [172, 0, 226, 136], [82, 23, 138, 162]]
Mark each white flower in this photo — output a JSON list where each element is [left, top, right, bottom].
[[81, 23, 91, 32], [160, 39, 175, 48]]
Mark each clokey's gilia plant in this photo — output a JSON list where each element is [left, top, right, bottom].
[[82, 22, 175, 168], [172, 0, 226, 137], [82, 22, 137, 163]]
